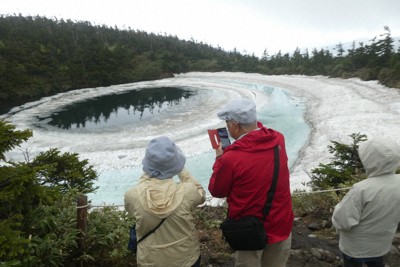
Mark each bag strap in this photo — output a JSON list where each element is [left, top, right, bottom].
[[262, 145, 280, 221], [137, 217, 166, 244]]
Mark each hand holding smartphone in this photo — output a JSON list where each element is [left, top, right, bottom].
[[207, 127, 231, 149]]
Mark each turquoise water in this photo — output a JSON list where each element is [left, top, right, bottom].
[[89, 85, 310, 206]]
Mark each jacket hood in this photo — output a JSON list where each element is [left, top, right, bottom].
[[358, 137, 400, 177], [136, 174, 184, 217], [224, 122, 280, 153]]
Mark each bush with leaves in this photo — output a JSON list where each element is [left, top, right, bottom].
[[292, 190, 342, 220], [0, 120, 136, 266], [1, 189, 136, 267], [309, 133, 367, 191], [0, 121, 34, 263], [30, 148, 98, 194], [83, 206, 136, 267], [291, 133, 368, 221], [23, 191, 81, 267]]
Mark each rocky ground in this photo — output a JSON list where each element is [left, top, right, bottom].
[[194, 206, 400, 267]]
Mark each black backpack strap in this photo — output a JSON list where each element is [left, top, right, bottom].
[[137, 217, 166, 244], [262, 145, 280, 221]]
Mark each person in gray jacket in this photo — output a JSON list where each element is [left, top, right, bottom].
[[332, 137, 400, 267]]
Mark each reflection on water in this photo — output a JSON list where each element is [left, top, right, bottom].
[[37, 87, 196, 129]]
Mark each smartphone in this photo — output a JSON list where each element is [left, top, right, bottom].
[[217, 128, 231, 149], [208, 127, 231, 149]]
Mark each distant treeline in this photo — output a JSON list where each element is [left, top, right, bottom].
[[0, 15, 399, 112]]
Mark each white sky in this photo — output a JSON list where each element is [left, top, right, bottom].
[[2, 0, 400, 56]]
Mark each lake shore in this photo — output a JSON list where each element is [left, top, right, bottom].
[[3, 72, 400, 204]]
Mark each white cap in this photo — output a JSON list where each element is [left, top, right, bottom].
[[217, 98, 257, 124]]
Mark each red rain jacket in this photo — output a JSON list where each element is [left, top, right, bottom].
[[209, 122, 294, 244]]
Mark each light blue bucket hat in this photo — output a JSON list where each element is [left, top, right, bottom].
[[142, 136, 186, 179]]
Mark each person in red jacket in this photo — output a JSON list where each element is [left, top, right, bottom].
[[208, 98, 294, 267]]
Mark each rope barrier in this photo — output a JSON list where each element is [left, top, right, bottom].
[[76, 204, 90, 209], [77, 187, 352, 209], [90, 204, 124, 208], [291, 187, 351, 195]]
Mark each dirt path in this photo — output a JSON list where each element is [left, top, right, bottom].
[[195, 206, 400, 267]]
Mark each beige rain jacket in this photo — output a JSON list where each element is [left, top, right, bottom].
[[124, 168, 206, 267], [332, 137, 400, 257]]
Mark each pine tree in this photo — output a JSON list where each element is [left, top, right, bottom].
[[309, 133, 367, 190], [0, 119, 97, 263]]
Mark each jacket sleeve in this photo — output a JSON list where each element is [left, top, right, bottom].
[[124, 187, 137, 217], [208, 157, 234, 198], [178, 168, 206, 206], [332, 188, 362, 231]]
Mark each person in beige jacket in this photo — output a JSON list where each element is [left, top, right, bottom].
[[124, 136, 206, 267], [332, 137, 400, 267]]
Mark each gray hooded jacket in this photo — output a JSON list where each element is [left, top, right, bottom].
[[332, 137, 400, 257]]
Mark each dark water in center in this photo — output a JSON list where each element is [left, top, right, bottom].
[[37, 87, 196, 130]]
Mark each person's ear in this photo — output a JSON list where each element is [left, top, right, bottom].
[[231, 122, 240, 135]]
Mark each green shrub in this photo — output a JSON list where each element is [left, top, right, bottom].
[[83, 206, 135, 266], [30, 148, 98, 195], [292, 133, 368, 220], [292, 190, 343, 220], [24, 192, 81, 267], [0, 120, 136, 266], [355, 67, 379, 81], [309, 133, 367, 191]]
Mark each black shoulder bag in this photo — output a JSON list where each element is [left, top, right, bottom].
[[128, 218, 166, 254], [220, 145, 280, 251]]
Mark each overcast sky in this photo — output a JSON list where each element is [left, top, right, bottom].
[[2, 0, 400, 56]]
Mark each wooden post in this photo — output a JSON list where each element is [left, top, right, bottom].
[[77, 195, 88, 267]]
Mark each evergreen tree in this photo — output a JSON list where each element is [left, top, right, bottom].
[[0, 15, 399, 113], [335, 42, 345, 58], [0, 119, 97, 263], [309, 133, 367, 190]]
